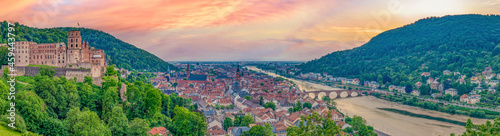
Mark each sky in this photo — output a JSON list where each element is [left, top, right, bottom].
[[2, 0, 500, 61]]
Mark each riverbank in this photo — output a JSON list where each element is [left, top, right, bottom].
[[336, 96, 490, 136], [246, 66, 342, 91]]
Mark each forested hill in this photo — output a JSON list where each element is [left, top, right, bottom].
[[0, 21, 177, 71], [297, 14, 500, 85]]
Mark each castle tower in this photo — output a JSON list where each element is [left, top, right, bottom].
[[68, 31, 82, 49], [67, 31, 83, 67]]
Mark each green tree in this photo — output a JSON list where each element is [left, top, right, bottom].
[[39, 67, 55, 77], [444, 94, 453, 101], [79, 83, 99, 113], [127, 118, 150, 136], [240, 114, 255, 127], [16, 91, 48, 132], [106, 106, 128, 136], [84, 76, 93, 85], [405, 85, 413, 93], [286, 112, 341, 135], [462, 118, 500, 135], [264, 102, 276, 111], [259, 96, 264, 106], [241, 124, 275, 136], [106, 66, 118, 76], [39, 118, 68, 136], [66, 107, 111, 135], [0, 114, 27, 133], [223, 117, 233, 131], [419, 84, 431, 95], [303, 102, 312, 109], [171, 106, 207, 135], [103, 87, 119, 120], [145, 89, 162, 117], [244, 95, 251, 100], [2, 67, 8, 79]]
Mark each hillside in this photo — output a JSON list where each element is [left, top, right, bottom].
[[0, 21, 177, 71], [298, 14, 500, 86]]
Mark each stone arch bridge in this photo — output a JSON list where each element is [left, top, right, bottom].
[[304, 90, 372, 99]]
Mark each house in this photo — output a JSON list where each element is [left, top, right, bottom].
[[279, 99, 293, 111], [219, 98, 232, 106], [473, 87, 484, 94], [284, 112, 301, 126], [488, 80, 499, 87], [432, 93, 443, 98], [454, 72, 461, 76], [445, 88, 458, 96], [456, 79, 466, 84], [460, 94, 468, 102], [207, 119, 223, 130], [443, 70, 451, 75], [430, 81, 440, 90], [204, 108, 218, 117], [471, 76, 480, 84], [341, 79, 353, 85], [483, 67, 493, 76], [148, 127, 172, 136], [411, 90, 420, 96], [427, 77, 434, 85], [488, 86, 496, 93], [468, 95, 481, 104], [438, 84, 444, 92], [274, 121, 287, 136], [230, 127, 251, 136], [460, 94, 481, 104], [415, 82, 423, 88], [352, 78, 360, 85], [207, 125, 227, 136], [388, 85, 396, 91], [485, 67, 493, 72], [421, 72, 431, 77], [395, 86, 406, 93], [368, 81, 380, 89], [486, 73, 496, 80]]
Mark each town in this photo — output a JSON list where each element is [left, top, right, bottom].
[[139, 63, 353, 136]]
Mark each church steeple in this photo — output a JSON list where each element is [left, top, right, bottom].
[[236, 65, 240, 79]]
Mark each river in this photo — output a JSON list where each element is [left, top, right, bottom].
[[246, 66, 342, 92], [246, 66, 491, 136]]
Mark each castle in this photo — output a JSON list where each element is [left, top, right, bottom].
[[11, 31, 106, 82]]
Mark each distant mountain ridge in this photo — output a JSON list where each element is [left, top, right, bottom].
[[297, 14, 500, 85], [0, 21, 177, 71]]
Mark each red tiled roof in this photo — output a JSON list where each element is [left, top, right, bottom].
[[148, 127, 170, 136]]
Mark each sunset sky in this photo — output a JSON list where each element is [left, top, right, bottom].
[[2, 0, 500, 61]]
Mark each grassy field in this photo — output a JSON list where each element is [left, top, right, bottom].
[[0, 124, 22, 136], [16, 76, 33, 83]]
